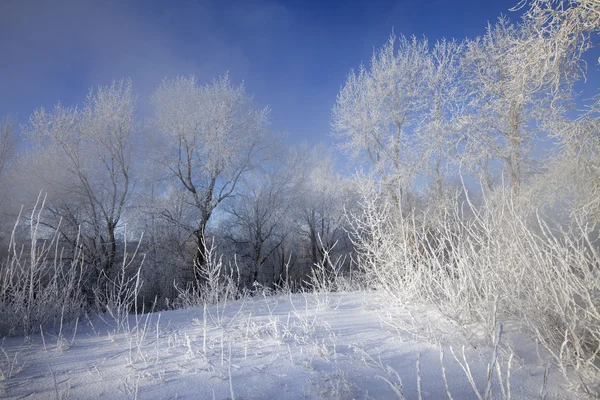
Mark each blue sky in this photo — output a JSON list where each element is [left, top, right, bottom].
[[0, 0, 545, 144]]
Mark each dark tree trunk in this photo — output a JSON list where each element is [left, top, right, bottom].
[[192, 213, 211, 285]]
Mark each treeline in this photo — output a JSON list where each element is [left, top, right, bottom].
[[0, 76, 357, 309]]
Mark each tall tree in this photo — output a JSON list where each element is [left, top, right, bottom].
[[25, 79, 137, 287], [515, 0, 599, 93], [516, 0, 599, 216], [332, 34, 430, 204], [151, 74, 272, 283]]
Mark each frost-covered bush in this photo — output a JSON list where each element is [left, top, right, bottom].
[[0, 198, 85, 337], [349, 179, 600, 391]]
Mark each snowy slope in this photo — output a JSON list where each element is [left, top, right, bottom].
[[0, 292, 573, 399]]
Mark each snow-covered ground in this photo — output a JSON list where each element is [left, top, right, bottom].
[[0, 292, 574, 399]]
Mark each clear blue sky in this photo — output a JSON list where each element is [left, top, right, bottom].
[[0, 0, 538, 144]]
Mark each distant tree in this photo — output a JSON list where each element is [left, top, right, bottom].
[[0, 115, 18, 249], [223, 168, 292, 287], [25, 79, 137, 288], [414, 39, 465, 211], [0, 116, 17, 213], [293, 144, 354, 270], [0, 115, 16, 181], [151, 74, 272, 284], [132, 183, 199, 302]]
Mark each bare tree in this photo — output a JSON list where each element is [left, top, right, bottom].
[[293, 144, 354, 270], [223, 169, 291, 287], [24, 79, 137, 287], [151, 74, 272, 284]]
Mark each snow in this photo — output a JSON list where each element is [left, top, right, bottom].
[[0, 292, 575, 399]]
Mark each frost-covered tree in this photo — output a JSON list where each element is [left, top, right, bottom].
[[516, 0, 600, 217], [332, 35, 430, 203], [293, 144, 355, 270], [333, 34, 470, 217], [459, 14, 579, 195], [414, 39, 466, 210], [539, 95, 600, 223], [25, 79, 137, 286], [515, 0, 599, 93], [151, 74, 272, 283]]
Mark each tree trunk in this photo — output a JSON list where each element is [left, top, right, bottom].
[[106, 221, 117, 277], [193, 222, 207, 285]]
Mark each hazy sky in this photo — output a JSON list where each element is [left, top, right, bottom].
[[1, 0, 531, 144]]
